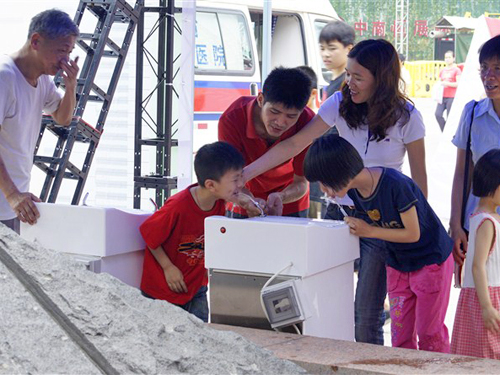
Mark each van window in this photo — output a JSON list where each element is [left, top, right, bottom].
[[195, 11, 254, 73], [250, 12, 306, 70]]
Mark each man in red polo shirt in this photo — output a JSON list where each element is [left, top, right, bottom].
[[218, 66, 315, 217]]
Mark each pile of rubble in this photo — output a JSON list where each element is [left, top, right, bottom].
[[0, 225, 306, 374]]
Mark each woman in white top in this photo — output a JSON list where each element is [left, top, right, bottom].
[[245, 39, 427, 345]]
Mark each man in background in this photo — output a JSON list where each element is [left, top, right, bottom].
[[319, 21, 355, 98], [306, 21, 355, 218], [0, 9, 79, 233], [297, 65, 325, 219], [435, 50, 461, 132]]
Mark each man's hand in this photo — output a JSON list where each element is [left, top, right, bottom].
[[235, 193, 265, 217], [266, 192, 283, 216], [60, 56, 79, 92], [450, 226, 468, 265], [6, 191, 41, 225], [344, 216, 373, 237], [164, 264, 188, 294], [52, 56, 80, 125]]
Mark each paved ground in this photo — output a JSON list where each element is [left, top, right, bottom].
[[402, 97, 455, 224]]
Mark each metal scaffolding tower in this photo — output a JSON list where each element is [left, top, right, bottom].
[[395, 0, 409, 57], [133, 0, 182, 209]]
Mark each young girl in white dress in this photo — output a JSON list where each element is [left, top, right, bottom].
[[451, 149, 500, 359]]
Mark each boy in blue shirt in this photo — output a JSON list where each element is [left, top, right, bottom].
[[304, 134, 453, 353]]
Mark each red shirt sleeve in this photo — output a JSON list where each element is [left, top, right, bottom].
[[139, 204, 176, 250], [218, 111, 245, 154]]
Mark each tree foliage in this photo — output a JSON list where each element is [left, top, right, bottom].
[[330, 0, 499, 60]]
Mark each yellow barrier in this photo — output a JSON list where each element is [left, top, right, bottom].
[[405, 61, 447, 98]]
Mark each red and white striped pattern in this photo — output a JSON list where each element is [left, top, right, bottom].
[[451, 287, 500, 359]]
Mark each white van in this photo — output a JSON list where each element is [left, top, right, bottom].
[[191, 0, 339, 151]]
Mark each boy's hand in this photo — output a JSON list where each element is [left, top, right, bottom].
[[482, 306, 500, 333], [344, 216, 373, 237], [164, 264, 188, 293]]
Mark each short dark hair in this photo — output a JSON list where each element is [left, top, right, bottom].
[[194, 142, 245, 187], [319, 21, 355, 47], [304, 134, 363, 191], [262, 66, 311, 110], [28, 9, 79, 40], [297, 65, 318, 91], [479, 34, 500, 64], [472, 149, 500, 198]]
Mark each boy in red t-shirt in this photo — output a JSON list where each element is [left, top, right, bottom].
[[139, 142, 245, 322]]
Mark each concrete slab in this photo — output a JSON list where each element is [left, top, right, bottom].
[[211, 324, 500, 374]]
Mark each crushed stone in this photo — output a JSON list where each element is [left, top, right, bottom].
[[0, 224, 307, 374]]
